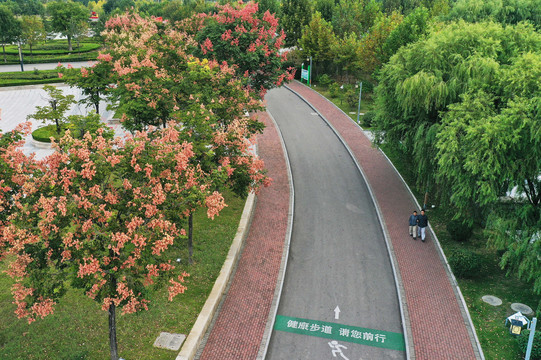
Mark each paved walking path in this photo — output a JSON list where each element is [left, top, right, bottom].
[[287, 81, 482, 359], [196, 81, 483, 359]]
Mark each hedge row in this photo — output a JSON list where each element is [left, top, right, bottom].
[[3, 42, 102, 56], [0, 51, 99, 65], [0, 70, 62, 87]]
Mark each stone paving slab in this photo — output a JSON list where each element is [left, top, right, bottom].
[[287, 81, 482, 360], [197, 111, 290, 360]]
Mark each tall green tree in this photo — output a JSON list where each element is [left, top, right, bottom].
[[298, 11, 337, 76], [47, 0, 89, 51], [20, 15, 46, 59], [280, 0, 312, 46], [331, 32, 362, 79], [357, 11, 403, 75], [374, 21, 540, 194], [27, 85, 76, 134], [0, 5, 21, 62], [381, 6, 429, 64], [331, 0, 381, 37], [314, 0, 335, 21]]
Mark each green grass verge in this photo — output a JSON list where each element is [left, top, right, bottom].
[[0, 190, 246, 360], [308, 82, 376, 126], [379, 143, 540, 360], [0, 70, 63, 87]]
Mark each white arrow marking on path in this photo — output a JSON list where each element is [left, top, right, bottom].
[[334, 306, 341, 320]]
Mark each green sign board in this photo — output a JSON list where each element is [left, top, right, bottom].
[[301, 68, 309, 81], [274, 315, 406, 351]]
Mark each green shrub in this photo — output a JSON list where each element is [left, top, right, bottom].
[[361, 111, 376, 127], [329, 82, 341, 98], [32, 125, 63, 143], [316, 74, 333, 87], [345, 87, 358, 108], [517, 329, 541, 360], [447, 219, 474, 241], [447, 248, 482, 278], [361, 81, 374, 93]]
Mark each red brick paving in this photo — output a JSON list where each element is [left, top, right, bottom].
[[288, 81, 480, 360], [198, 111, 290, 360]]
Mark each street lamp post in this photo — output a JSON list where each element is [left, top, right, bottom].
[[356, 82, 363, 124], [307, 56, 312, 87], [18, 42, 24, 72], [525, 317, 537, 360]]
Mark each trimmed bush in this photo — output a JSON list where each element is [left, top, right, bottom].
[[32, 125, 64, 143], [361, 111, 376, 127], [447, 219, 474, 241], [447, 248, 482, 278], [517, 329, 541, 360]]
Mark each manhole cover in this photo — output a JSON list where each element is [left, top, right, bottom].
[[511, 303, 534, 315], [482, 295, 502, 306]]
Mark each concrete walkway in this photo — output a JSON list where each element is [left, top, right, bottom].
[[195, 81, 483, 360]]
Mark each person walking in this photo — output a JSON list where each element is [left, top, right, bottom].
[[408, 210, 418, 240], [417, 210, 428, 242]]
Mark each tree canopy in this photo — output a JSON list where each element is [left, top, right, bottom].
[[374, 20, 541, 292]]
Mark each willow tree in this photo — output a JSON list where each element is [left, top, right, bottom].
[[374, 21, 540, 204], [375, 20, 541, 292]]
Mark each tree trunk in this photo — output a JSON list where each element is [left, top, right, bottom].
[[68, 35, 73, 52], [94, 90, 100, 114], [2, 44, 6, 62], [188, 212, 193, 264], [108, 277, 119, 360]]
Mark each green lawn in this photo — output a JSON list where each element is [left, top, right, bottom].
[[307, 82, 376, 125], [0, 191, 245, 360]]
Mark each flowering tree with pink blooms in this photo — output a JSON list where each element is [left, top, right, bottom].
[[0, 123, 38, 239], [0, 126, 227, 360], [99, 12, 264, 132], [183, 1, 295, 98]]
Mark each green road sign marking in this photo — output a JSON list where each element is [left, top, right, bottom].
[[274, 315, 405, 351]]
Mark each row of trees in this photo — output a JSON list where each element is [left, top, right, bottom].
[[0, 0, 89, 59], [0, 3, 293, 360]]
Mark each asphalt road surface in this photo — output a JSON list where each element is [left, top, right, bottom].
[[264, 87, 405, 360]]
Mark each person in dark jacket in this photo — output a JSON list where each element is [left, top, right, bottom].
[[408, 210, 418, 239], [417, 210, 428, 242]]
